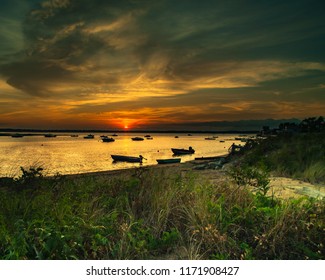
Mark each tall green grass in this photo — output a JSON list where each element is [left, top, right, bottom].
[[240, 132, 325, 183], [0, 166, 324, 259]]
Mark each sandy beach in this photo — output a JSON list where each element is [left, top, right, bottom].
[[60, 158, 325, 200]]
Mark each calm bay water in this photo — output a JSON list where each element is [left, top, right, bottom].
[[0, 133, 249, 177]]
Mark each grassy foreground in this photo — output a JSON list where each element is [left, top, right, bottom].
[[237, 132, 325, 184], [0, 164, 324, 260]]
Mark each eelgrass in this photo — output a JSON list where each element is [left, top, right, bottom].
[[0, 166, 324, 260]]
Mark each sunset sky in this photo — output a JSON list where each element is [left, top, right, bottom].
[[0, 0, 324, 130]]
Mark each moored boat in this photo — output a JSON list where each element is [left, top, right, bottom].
[[84, 134, 94, 139], [171, 147, 195, 155], [131, 137, 144, 141], [157, 158, 181, 164], [205, 137, 215, 140], [102, 136, 115, 142], [111, 154, 144, 163]]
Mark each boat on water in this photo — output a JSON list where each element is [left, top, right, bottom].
[[102, 136, 115, 142], [171, 147, 195, 155], [205, 137, 215, 140], [70, 134, 78, 137], [44, 134, 57, 137], [131, 137, 144, 141], [84, 134, 94, 139], [157, 158, 181, 164], [111, 155, 144, 163]]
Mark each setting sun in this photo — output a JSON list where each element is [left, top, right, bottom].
[[124, 125, 128, 129]]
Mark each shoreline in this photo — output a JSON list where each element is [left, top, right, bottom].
[[56, 156, 325, 200]]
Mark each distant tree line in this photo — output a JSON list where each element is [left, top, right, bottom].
[[261, 116, 325, 135]]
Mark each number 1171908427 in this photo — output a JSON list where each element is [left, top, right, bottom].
[[179, 266, 239, 276]]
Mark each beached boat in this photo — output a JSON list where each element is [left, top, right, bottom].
[[157, 158, 181, 164], [84, 134, 94, 139], [171, 147, 195, 155], [111, 155, 144, 163], [195, 156, 226, 161], [131, 137, 144, 141], [102, 136, 115, 142]]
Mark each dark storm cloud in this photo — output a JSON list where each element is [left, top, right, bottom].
[[2, 0, 324, 95], [1, 59, 73, 96], [0, 0, 148, 95]]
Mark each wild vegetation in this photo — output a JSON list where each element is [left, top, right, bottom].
[[0, 164, 324, 260], [0, 117, 324, 259], [233, 117, 325, 184]]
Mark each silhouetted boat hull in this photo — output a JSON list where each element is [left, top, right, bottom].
[[131, 137, 144, 141], [111, 155, 143, 163], [157, 158, 181, 164], [171, 148, 195, 155], [102, 137, 115, 142], [84, 134, 94, 139]]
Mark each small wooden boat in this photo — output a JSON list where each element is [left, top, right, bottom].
[[157, 158, 181, 164], [144, 135, 151, 138], [70, 134, 78, 137], [111, 155, 144, 163], [84, 134, 94, 139], [174, 136, 179, 138], [171, 147, 195, 155], [102, 136, 115, 142], [205, 137, 215, 140], [131, 137, 144, 141], [112, 134, 118, 136]]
